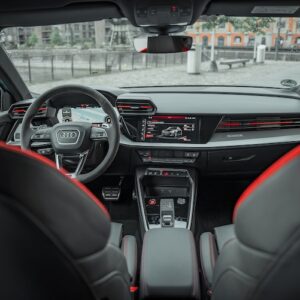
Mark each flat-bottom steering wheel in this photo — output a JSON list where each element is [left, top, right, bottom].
[[21, 85, 120, 183]]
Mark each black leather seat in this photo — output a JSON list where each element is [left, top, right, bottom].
[[200, 145, 300, 300], [0, 142, 137, 300]]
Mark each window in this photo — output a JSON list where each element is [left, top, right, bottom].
[[234, 36, 242, 44], [202, 36, 208, 46], [296, 37, 300, 45], [234, 25, 243, 32], [248, 37, 255, 46], [217, 36, 225, 47], [278, 20, 286, 29], [218, 23, 225, 29]]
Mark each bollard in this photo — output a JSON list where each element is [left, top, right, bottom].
[[51, 55, 54, 80], [27, 56, 32, 83]]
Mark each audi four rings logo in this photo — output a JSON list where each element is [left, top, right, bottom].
[[59, 131, 77, 139], [57, 130, 80, 144]]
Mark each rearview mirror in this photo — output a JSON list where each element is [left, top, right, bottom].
[[134, 35, 193, 53]]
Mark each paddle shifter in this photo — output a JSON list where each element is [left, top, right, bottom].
[[160, 198, 175, 227]]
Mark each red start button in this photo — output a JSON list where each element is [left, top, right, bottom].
[[148, 199, 157, 206], [162, 170, 169, 176]]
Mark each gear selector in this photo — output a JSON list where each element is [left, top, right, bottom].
[[160, 198, 174, 227]]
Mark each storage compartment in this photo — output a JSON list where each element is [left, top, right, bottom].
[[207, 144, 294, 175], [135, 167, 197, 230], [140, 228, 200, 299]]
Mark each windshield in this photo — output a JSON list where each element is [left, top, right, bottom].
[[1, 17, 300, 93]]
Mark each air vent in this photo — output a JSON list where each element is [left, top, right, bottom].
[[116, 95, 156, 115], [9, 103, 47, 119], [216, 116, 300, 132]]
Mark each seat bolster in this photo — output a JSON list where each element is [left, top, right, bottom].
[[121, 235, 138, 284], [200, 232, 218, 287], [214, 224, 236, 252], [108, 222, 123, 247]]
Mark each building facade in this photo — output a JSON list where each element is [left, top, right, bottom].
[[2, 19, 138, 49], [187, 17, 300, 49]]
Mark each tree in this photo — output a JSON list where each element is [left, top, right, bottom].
[[236, 17, 274, 61], [50, 28, 63, 46], [202, 16, 230, 71], [26, 32, 38, 48]]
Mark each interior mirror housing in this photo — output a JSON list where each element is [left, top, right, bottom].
[[134, 35, 193, 53]]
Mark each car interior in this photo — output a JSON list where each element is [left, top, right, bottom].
[[0, 0, 300, 299]]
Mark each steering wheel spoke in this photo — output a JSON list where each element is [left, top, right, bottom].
[[55, 150, 89, 178], [90, 126, 109, 141], [31, 127, 52, 142]]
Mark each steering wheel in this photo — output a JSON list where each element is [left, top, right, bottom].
[[21, 84, 120, 183]]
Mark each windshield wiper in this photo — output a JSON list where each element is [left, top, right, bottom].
[[280, 79, 300, 96]]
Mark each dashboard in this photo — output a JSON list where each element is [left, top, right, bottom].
[[5, 85, 300, 176]]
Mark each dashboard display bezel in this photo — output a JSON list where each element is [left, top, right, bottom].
[[138, 114, 201, 144]]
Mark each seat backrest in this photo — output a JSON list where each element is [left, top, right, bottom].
[[0, 142, 130, 300], [212, 145, 300, 300]]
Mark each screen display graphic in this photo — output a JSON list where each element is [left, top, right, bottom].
[[140, 115, 197, 143]]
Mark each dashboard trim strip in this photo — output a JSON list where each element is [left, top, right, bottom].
[[120, 131, 300, 149]]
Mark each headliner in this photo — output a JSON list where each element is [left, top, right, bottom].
[[0, 0, 299, 27]]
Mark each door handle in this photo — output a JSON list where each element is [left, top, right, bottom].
[[223, 154, 256, 162]]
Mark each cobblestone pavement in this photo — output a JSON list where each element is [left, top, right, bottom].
[[28, 60, 300, 93]]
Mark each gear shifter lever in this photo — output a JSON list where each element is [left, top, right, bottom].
[[160, 198, 174, 227]]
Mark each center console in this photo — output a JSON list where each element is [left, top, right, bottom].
[[140, 228, 200, 299], [135, 167, 200, 298], [135, 167, 197, 231]]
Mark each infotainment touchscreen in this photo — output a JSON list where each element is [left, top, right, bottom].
[[139, 115, 198, 143]]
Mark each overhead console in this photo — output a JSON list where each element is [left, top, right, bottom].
[[134, 0, 194, 26], [118, 0, 205, 27]]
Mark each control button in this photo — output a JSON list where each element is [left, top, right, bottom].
[[149, 7, 157, 15], [177, 198, 186, 205], [162, 215, 172, 226], [37, 148, 53, 155], [183, 158, 196, 163], [184, 152, 199, 158], [162, 170, 169, 176], [138, 150, 151, 157], [148, 199, 157, 206]]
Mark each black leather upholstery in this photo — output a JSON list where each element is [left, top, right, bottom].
[[200, 146, 300, 300], [109, 222, 138, 283], [200, 225, 235, 288], [140, 228, 200, 299], [109, 222, 124, 247], [0, 142, 135, 300]]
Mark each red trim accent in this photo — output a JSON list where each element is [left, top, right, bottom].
[[248, 121, 294, 126], [13, 107, 47, 113], [130, 286, 138, 293], [151, 115, 187, 120], [233, 145, 300, 221], [0, 141, 110, 219], [139, 48, 148, 53], [117, 105, 132, 109], [140, 105, 153, 109], [13, 108, 27, 113], [220, 122, 241, 127]]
